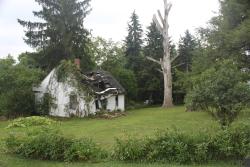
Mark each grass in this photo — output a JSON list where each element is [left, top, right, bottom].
[[0, 106, 249, 167]]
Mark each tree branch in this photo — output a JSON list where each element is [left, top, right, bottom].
[[171, 55, 179, 63], [146, 56, 162, 65], [156, 68, 163, 74], [163, 0, 172, 16], [157, 10, 164, 26], [167, 4, 172, 14], [153, 14, 163, 35], [163, 0, 168, 9], [172, 63, 185, 69]]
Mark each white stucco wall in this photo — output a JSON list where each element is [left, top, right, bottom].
[[118, 94, 125, 111], [106, 96, 116, 111], [106, 94, 125, 112]]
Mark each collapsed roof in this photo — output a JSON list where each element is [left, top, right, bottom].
[[83, 70, 125, 96]]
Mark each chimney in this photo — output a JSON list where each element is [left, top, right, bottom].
[[74, 58, 80, 69]]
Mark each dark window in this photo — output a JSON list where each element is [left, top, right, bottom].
[[115, 95, 118, 107], [69, 94, 78, 110], [95, 100, 99, 109]]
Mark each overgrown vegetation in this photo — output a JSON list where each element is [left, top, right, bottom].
[[36, 93, 56, 115], [0, 56, 43, 118], [5, 117, 107, 162], [114, 123, 250, 164], [6, 116, 58, 128], [185, 60, 250, 126], [55, 60, 95, 115], [4, 115, 250, 164]]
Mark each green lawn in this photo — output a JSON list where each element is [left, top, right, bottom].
[[0, 106, 249, 167]]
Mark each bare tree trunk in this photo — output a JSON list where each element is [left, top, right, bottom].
[[162, 57, 173, 107], [147, 0, 176, 108], [162, 3, 173, 107]]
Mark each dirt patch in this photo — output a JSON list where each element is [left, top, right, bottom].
[[95, 112, 126, 119]]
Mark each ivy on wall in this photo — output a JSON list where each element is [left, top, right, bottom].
[[54, 60, 95, 115]]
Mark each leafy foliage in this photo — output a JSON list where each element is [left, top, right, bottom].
[[65, 138, 107, 162], [36, 93, 56, 115], [114, 137, 146, 161], [91, 37, 138, 102], [5, 124, 107, 162], [114, 123, 250, 164], [6, 116, 58, 129], [0, 56, 43, 117], [185, 60, 250, 126], [200, 0, 250, 69], [55, 60, 94, 114]]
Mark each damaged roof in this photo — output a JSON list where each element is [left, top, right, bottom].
[[83, 70, 125, 95]]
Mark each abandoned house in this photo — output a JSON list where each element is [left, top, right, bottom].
[[33, 59, 125, 117]]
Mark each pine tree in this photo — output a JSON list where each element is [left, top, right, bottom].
[[18, 0, 93, 71], [139, 22, 164, 103], [177, 30, 197, 72], [124, 11, 143, 74]]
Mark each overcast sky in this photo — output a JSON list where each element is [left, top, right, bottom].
[[0, 0, 219, 59]]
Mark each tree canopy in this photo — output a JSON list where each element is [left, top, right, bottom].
[[18, 0, 93, 71]]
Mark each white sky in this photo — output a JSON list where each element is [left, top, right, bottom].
[[0, 0, 219, 59]]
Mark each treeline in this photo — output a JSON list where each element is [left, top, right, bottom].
[[0, 0, 250, 119]]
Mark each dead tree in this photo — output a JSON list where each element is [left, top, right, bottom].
[[147, 0, 177, 108]]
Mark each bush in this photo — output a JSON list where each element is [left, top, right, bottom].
[[185, 60, 250, 126], [5, 126, 107, 162], [113, 137, 146, 161], [113, 124, 250, 164], [0, 56, 43, 117], [6, 116, 58, 128], [209, 123, 250, 160], [65, 139, 107, 162], [17, 132, 71, 160]]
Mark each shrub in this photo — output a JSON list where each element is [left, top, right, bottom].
[[6, 116, 58, 128], [209, 123, 250, 160], [18, 132, 71, 160], [5, 126, 107, 162], [185, 60, 250, 126], [0, 56, 43, 117], [114, 137, 146, 161], [113, 124, 250, 164], [144, 130, 209, 164], [65, 139, 107, 162]]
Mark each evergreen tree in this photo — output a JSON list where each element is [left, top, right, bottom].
[[124, 11, 143, 74], [18, 0, 93, 71], [205, 0, 250, 69], [177, 30, 197, 72], [140, 22, 164, 103]]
